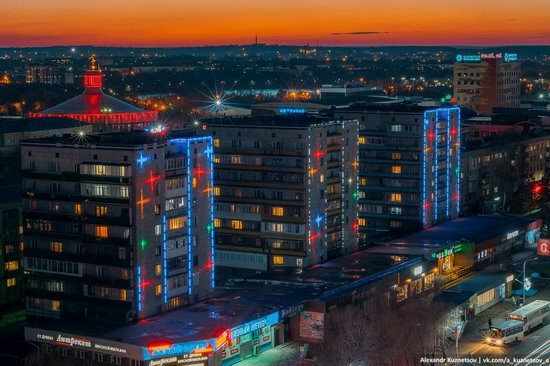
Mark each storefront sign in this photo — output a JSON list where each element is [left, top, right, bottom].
[[231, 312, 280, 339], [413, 266, 423, 276], [506, 230, 519, 240], [278, 108, 306, 114], [506, 275, 514, 283], [144, 340, 211, 360], [149, 353, 208, 366], [456, 53, 518, 63], [430, 243, 463, 260], [538, 238, 550, 256], [281, 304, 304, 319]]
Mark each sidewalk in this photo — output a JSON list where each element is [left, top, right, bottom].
[[237, 341, 301, 366]]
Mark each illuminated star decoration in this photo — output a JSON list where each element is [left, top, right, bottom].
[[315, 213, 323, 228], [72, 125, 92, 144], [203, 145, 213, 158], [145, 170, 161, 193], [137, 189, 150, 219], [196, 81, 239, 117], [137, 152, 149, 170], [352, 159, 359, 171], [193, 163, 209, 184], [203, 182, 214, 197]]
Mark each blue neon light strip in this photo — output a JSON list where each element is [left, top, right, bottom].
[[137, 265, 142, 312], [446, 110, 450, 218], [186, 141, 193, 296], [162, 214, 167, 303], [207, 138, 215, 288], [457, 108, 461, 214]]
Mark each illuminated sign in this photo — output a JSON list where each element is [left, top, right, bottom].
[[538, 238, 550, 256], [413, 266, 423, 276], [506, 230, 519, 240], [524, 277, 532, 291], [281, 303, 304, 319], [278, 108, 306, 115], [456, 53, 518, 63], [506, 275, 514, 283], [144, 340, 211, 360], [231, 312, 280, 339], [430, 243, 463, 260], [149, 354, 208, 366]]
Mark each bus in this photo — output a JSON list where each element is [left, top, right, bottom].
[[507, 300, 550, 332], [485, 320, 524, 345]]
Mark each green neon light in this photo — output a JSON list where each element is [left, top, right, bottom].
[[139, 238, 148, 251]]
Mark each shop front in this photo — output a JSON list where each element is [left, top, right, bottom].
[[221, 311, 280, 366]]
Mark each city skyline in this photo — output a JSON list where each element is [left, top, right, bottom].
[[3, 0, 549, 47]]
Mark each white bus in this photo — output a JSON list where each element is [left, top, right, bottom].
[[486, 320, 524, 345], [507, 300, 550, 332]]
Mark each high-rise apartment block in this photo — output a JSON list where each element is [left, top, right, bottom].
[[205, 115, 359, 270], [21, 130, 214, 324], [454, 56, 520, 115], [335, 105, 461, 236]]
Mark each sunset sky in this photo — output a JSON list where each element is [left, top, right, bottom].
[[2, 0, 549, 47]]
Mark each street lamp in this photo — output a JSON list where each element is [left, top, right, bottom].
[[522, 257, 538, 305]]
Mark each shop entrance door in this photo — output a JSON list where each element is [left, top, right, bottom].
[[240, 341, 253, 360]]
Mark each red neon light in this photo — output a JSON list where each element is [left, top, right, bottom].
[[147, 341, 173, 353], [454, 193, 459, 201], [145, 170, 161, 193], [450, 128, 458, 135], [29, 111, 158, 125], [352, 220, 358, 233], [309, 232, 321, 244], [193, 163, 209, 183], [137, 280, 152, 288], [193, 345, 214, 354], [313, 149, 325, 159], [84, 74, 102, 89], [428, 131, 435, 140]]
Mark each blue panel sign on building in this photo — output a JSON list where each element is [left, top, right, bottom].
[[230, 312, 280, 339]]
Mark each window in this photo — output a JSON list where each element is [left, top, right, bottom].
[[51, 300, 60, 312], [214, 218, 221, 228], [155, 225, 161, 236], [390, 207, 402, 215], [390, 193, 402, 203], [214, 187, 221, 196], [5, 261, 18, 271], [391, 152, 401, 160], [358, 137, 366, 144], [95, 206, 108, 217], [477, 288, 495, 306], [273, 256, 284, 265], [50, 242, 63, 253], [95, 226, 109, 238], [168, 217, 185, 230], [155, 285, 162, 296], [74, 204, 82, 216], [230, 220, 243, 230], [392, 166, 402, 174], [7, 278, 16, 287], [155, 264, 162, 276], [271, 207, 284, 216], [358, 218, 366, 227], [213, 139, 220, 147]]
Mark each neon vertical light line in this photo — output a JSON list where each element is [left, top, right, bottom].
[[307, 133, 312, 262], [422, 112, 428, 225], [446, 109, 450, 218], [340, 121, 345, 252], [433, 111, 438, 223], [162, 214, 167, 303], [137, 265, 142, 312], [186, 141, 193, 296], [457, 108, 461, 214], [207, 137, 215, 288]]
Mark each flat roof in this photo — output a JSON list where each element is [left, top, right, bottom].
[[204, 114, 340, 128], [21, 129, 203, 148], [447, 271, 512, 294]]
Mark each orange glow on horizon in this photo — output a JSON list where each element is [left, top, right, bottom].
[[2, 0, 549, 47]]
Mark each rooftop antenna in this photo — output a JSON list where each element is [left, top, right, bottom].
[[255, 35, 258, 45]]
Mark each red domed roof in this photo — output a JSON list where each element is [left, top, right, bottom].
[[30, 53, 157, 126]]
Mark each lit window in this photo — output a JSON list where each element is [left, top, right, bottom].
[[51, 300, 60, 312], [392, 152, 401, 160], [95, 206, 108, 217], [155, 264, 162, 276], [5, 261, 18, 271], [271, 207, 284, 216], [74, 204, 82, 216], [230, 220, 243, 230], [320, 174, 324, 183], [155, 285, 162, 296], [214, 139, 220, 147], [392, 166, 402, 174], [6, 278, 16, 287], [120, 289, 127, 301], [273, 256, 284, 265], [358, 137, 366, 144], [358, 218, 366, 227], [95, 226, 109, 238], [214, 187, 221, 196], [168, 217, 185, 230], [390, 193, 402, 203], [214, 218, 221, 228], [192, 177, 197, 189], [50, 241, 63, 253]]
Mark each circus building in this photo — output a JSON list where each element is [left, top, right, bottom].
[[29, 54, 158, 130]]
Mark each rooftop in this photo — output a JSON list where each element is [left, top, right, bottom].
[[0, 117, 82, 134], [204, 114, 340, 128]]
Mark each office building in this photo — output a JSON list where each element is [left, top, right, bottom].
[[205, 115, 359, 270], [21, 130, 214, 324], [335, 105, 461, 236], [25, 64, 73, 85], [454, 57, 521, 115]]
